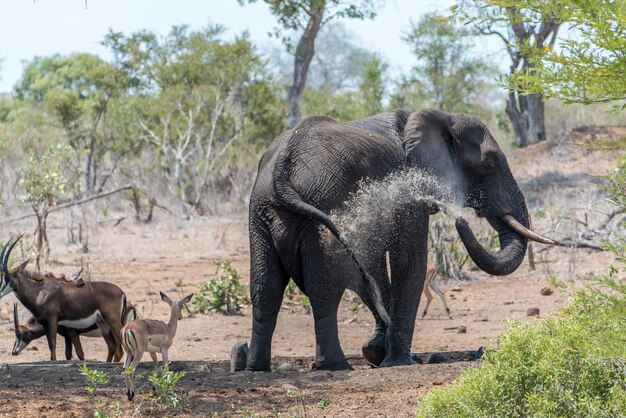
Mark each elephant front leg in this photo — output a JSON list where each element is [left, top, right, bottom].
[[381, 215, 429, 367]]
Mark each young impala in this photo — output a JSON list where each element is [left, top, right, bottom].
[[121, 291, 193, 401], [420, 267, 452, 319]]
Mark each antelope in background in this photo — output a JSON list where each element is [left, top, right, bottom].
[[12, 300, 137, 361], [0, 235, 130, 361], [121, 291, 193, 401], [420, 267, 452, 319]]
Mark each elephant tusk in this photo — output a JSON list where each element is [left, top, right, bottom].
[[502, 215, 556, 245]]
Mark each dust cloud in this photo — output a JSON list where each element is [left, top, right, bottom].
[[325, 168, 459, 259]]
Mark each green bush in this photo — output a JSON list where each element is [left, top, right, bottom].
[[192, 260, 249, 314], [416, 275, 626, 418]]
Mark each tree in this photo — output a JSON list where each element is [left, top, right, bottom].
[[19, 144, 80, 272], [498, 0, 626, 107], [104, 25, 284, 215], [392, 12, 497, 114], [237, 0, 383, 127], [14, 53, 132, 195], [488, 0, 626, 220], [301, 54, 388, 121], [456, 1, 560, 147]]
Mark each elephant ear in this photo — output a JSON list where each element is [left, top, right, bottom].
[[403, 109, 458, 182]]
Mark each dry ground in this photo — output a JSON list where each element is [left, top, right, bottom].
[[0, 132, 622, 417]]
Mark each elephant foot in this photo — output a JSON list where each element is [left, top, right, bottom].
[[245, 363, 272, 372], [362, 338, 386, 367], [379, 355, 417, 368], [315, 358, 353, 371]]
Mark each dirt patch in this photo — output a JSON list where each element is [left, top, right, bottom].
[[0, 360, 474, 417]]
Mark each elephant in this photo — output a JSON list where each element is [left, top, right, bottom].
[[246, 108, 553, 371]]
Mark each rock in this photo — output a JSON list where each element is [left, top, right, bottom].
[[503, 301, 514, 305], [0, 363, 8, 372], [145, 290, 157, 296], [540, 286, 554, 296], [230, 340, 248, 372], [29, 346, 39, 351], [275, 363, 296, 373], [527, 307, 540, 317], [451, 286, 462, 292], [457, 325, 467, 333], [280, 383, 299, 391]]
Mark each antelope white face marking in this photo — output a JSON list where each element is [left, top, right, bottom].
[[59, 310, 100, 329], [12, 338, 28, 355], [0, 279, 13, 298]]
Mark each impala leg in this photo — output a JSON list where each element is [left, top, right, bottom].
[[161, 349, 169, 373], [127, 347, 144, 402], [430, 281, 452, 319], [420, 285, 433, 319], [122, 347, 134, 401], [149, 352, 159, 373]]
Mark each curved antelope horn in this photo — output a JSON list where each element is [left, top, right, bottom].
[[502, 215, 555, 245], [13, 303, 20, 334], [2, 235, 23, 274], [0, 237, 12, 273]]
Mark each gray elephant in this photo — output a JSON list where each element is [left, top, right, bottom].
[[246, 108, 553, 371]]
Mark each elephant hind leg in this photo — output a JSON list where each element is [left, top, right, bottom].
[[310, 293, 351, 371], [351, 254, 390, 367], [247, 225, 289, 372]]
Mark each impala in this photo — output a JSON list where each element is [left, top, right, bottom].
[[420, 267, 452, 319], [121, 291, 193, 401], [0, 235, 130, 361], [13, 300, 137, 361]]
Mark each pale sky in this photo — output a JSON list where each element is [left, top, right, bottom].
[[0, 0, 504, 93]]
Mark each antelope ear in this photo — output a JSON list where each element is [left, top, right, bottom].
[[160, 291, 173, 306], [16, 260, 29, 273], [179, 294, 194, 305]]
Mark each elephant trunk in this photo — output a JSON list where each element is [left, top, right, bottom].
[[455, 213, 528, 277]]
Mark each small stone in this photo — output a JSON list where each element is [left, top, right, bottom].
[[145, 290, 157, 296], [275, 363, 296, 373], [457, 326, 467, 333], [540, 286, 554, 296], [281, 383, 299, 391], [0, 363, 8, 372], [503, 301, 514, 305], [527, 307, 540, 317], [451, 286, 462, 292], [29, 346, 39, 351], [230, 341, 248, 372]]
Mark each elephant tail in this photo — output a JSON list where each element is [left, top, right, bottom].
[[272, 146, 390, 326]]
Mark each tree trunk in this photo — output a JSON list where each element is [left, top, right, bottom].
[[506, 92, 547, 147], [285, 6, 324, 128]]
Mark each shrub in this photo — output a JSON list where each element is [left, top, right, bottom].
[[416, 274, 626, 417], [192, 260, 249, 314], [148, 369, 187, 408]]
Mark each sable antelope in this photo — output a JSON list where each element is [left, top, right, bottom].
[[0, 235, 130, 361], [420, 267, 452, 319], [13, 300, 137, 361], [121, 291, 193, 401]]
